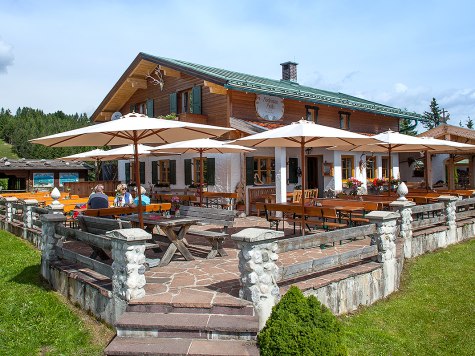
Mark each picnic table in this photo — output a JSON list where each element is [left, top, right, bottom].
[[122, 213, 199, 267]]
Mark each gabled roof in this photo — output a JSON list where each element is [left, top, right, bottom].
[[0, 158, 92, 171], [418, 124, 475, 144], [92, 52, 422, 122]]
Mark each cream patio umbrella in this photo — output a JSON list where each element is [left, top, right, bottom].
[[31, 113, 232, 228], [329, 130, 475, 192], [60, 148, 107, 178], [151, 138, 255, 206], [236, 119, 379, 235]]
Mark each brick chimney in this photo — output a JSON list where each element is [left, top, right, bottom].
[[280, 61, 298, 82]]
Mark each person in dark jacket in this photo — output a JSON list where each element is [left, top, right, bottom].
[[87, 184, 109, 209]]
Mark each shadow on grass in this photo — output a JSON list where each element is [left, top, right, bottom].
[[9, 264, 51, 290]]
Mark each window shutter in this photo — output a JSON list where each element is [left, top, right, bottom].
[[151, 161, 158, 183], [125, 162, 130, 183], [146, 98, 154, 117], [246, 157, 254, 186], [192, 85, 202, 114], [184, 159, 192, 186], [206, 157, 215, 185], [140, 161, 145, 184], [288, 157, 299, 184], [169, 160, 177, 185], [169, 93, 177, 114], [130, 103, 136, 113]]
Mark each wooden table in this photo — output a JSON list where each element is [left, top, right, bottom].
[[333, 206, 364, 226], [122, 213, 199, 267]]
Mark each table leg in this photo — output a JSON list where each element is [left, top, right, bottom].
[[159, 225, 195, 266]]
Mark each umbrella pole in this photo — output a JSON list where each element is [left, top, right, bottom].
[[200, 150, 204, 207], [425, 151, 430, 191], [133, 133, 144, 229], [388, 146, 392, 197], [301, 140, 306, 236]]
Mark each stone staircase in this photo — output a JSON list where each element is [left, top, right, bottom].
[[105, 298, 260, 355]]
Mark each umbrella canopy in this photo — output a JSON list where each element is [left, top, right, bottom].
[[329, 130, 475, 191], [152, 138, 254, 205], [60, 148, 108, 161], [32, 113, 233, 228], [237, 120, 379, 235], [86, 144, 178, 161]]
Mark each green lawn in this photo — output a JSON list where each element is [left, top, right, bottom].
[[0, 140, 19, 159], [0, 230, 113, 355], [343, 239, 475, 355]]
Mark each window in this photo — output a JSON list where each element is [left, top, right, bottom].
[[178, 88, 193, 114], [382, 157, 389, 178], [253, 157, 275, 184], [366, 156, 377, 179], [193, 157, 207, 183], [339, 111, 351, 130], [341, 156, 354, 181], [305, 105, 319, 123], [135, 102, 147, 114], [159, 160, 170, 183]]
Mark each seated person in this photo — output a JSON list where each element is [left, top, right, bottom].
[[87, 184, 109, 209], [113, 183, 133, 207], [132, 186, 150, 206]]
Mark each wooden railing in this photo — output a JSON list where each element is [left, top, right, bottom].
[[63, 180, 119, 197], [411, 202, 446, 230]]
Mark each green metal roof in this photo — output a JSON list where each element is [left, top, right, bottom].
[[141, 52, 421, 120]]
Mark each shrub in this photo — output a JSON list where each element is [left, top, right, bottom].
[[258, 286, 347, 356]]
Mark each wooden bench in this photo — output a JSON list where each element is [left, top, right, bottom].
[[202, 192, 238, 210], [82, 203, 171, 218], [256, 203, 306, 234], [178, 206, 235, 259], [77, 215, 162, 268]]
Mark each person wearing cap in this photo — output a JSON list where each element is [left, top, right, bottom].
[[114, 183, 133, 207], [87, 184, 109, 209]]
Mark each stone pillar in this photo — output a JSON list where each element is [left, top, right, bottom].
[[4, 197, 17, 223], [366, 211, 400, 297], [390, 200, 416, 258], [275, 147, 287, 204], [232, 228, 284, 330], [48, 203, 64, 215], [40, 214, 67, 281], [438, 196, 458, 246], [109, 228, 150, 321], [23, 199, 39, 239]]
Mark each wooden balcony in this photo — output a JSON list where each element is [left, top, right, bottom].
[[178, 113, 208, 125]]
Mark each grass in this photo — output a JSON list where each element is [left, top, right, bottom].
[[342, 239, 475, 355], [0, 230, 114, 355], [0, 140, 19, 159]]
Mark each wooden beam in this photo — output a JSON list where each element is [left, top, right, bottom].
[[204, 80, 227, 95], [158, 65, 181, 78], [126, 77, 147, 89], [99, 111, 115, 120]]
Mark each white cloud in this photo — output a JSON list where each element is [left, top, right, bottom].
[[395, 83, 408, 93], [0, 38, 14, 73]]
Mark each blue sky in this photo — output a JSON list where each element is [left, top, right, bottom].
[[1, 0, 474, 130]]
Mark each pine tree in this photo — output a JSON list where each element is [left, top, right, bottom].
[[466, 116, 474, 129], [422, 98, 449, 130], [400, 118, 418, 136]]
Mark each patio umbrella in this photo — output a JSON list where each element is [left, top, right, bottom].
[[31, 112, 232, 228], [60, 148, 107, 178], [151, 138, 254, 206], [329, 130, 475, 192], [236, 119, 379, 235]]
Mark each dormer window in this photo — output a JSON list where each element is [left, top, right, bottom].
[[339, 111, 351, 130]]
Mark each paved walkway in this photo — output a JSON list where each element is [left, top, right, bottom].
[[130, 217, 371, 308]]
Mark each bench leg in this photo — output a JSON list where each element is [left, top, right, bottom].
[[206, 237, 228, 259]]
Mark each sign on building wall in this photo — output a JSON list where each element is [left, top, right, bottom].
[[33, 173, 54, 188], [255, 94, 284, 121], [59, 172, 79, 187]]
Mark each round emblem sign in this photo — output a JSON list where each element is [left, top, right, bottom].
[[255, 94, 284, 121]]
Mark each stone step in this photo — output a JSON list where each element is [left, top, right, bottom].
[[279, 260, 381, 293], [105, 337, 259, 356], [126, 300, 255, 316], [116, 312, 259, 340]]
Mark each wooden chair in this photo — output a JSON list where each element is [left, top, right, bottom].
[[292, 190, 302, 203]]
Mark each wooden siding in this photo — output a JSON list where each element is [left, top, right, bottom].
[[230, 91, 399, 134], [120, 73, 228, 127]]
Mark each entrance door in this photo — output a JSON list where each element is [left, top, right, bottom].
[[306, 156, 323, 197]]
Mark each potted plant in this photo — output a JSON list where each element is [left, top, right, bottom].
[[346, 177, 363, 196], [371, 177, 387, 194]]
